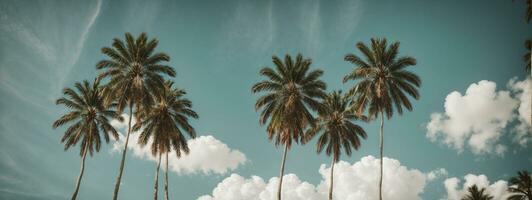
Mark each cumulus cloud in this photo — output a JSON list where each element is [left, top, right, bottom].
[[427, 168, 448, 181], [442, 174, 509, 200], [198, 156, 438, 200], [426, 80, 520, 155], [508, 77, 531, 146], [110, 115, 247, 175]]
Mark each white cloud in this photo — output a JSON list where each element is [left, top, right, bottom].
[[442, 174, 510, 200], [427, 168, 448, 181], [199, 156, 437, 200], [508, 77, 531, 146], [197, 174, 323, 200], [110, 115, 247, 175], [426, 80, 519, 155]]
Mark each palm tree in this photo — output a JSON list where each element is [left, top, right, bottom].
[[507, 171, 532, 200], [252, 54, 327, 200], [461, 185, 494, 200], [133, 81, 198, 200], [343, 38, 421, 200], [96, 32, 176, 200], [304, 91, 367, 200], [52, 79, 123, 200]]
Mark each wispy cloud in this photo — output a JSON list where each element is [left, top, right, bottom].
[[57, 0, 102, 89]]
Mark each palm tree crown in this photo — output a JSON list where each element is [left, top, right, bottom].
[[97, 32, 176, 112], [461, 185, 494, 200], [252, 54, 327, 149], [133, 81, 199, 156], [507, 171, 532, 200], [53, 79, 123, 156], [343, 38, 421, 118], [305, 91, 367, 162]]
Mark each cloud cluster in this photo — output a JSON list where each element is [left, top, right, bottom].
[[110, 115, 247, 175], [198, 156, 435, 200], [508, 78, 532, 146], [442, 174, 509, 200], [427, 168, 449, 181], [426, 78, 531, 155]]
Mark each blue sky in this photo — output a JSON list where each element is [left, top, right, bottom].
[[0, 0, 530, 199]]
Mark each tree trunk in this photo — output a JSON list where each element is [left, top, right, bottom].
[[112, 103, 133, 200], [529, 51, 531, 125], [71, 144, 88, 200], [378, 112, 384, 200], [154, 153, 162, 200], [164, 152, 169, 200], [277, 143, 289, 200], [328, 158, 335, 200]]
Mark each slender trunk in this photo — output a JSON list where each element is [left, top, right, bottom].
[[71, 145, 88, 200], [529, 51, 531, 125], [154, 153, 162, 200], [378, 112, 384, 200], [164, 152, 169, 200], [328, 158, 335, 200], [277, 143, 289, 200], [112, 103, 133, 200]]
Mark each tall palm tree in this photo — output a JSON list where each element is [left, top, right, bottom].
[[96, 32, 176, 200], [461, 185, 494, 200], [507, 171, 532, 200], [304, 91, 367, 200], [133, 81, 198, 200], [252, 54, 327, 200], [52, 79, 123, 200], [343, 38, 421, 200]]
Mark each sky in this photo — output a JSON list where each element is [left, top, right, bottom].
[[0, 0, 531, 199]]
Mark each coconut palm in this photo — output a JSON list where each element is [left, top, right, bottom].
[[461, 185, 494, 200], [252, 54, 327, 200], [304, 91, 367, 200], [132, 81, 198, 200], [96, 32, 176, 200], [507, 171, 532, 200], [343, 38, 421, 200], [52, 79, 123, 200]]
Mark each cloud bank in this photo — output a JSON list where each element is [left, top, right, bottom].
[[198, 156, 442, 200], [111, 115, 247, 175], [442, 174, 510, 200], [508, 78, 532, 146], [426, 78, 531, 155]]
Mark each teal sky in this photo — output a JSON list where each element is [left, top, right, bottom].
[[0, 0, 531, 199]]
